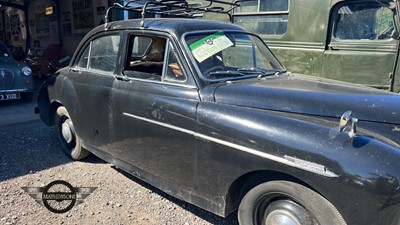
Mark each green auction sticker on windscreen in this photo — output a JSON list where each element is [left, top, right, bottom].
[[189, 32, 233, 63]]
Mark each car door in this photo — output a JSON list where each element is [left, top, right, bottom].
[[68, 33, 122, 151], [323, 1, 398, 89], [109, 33, 200, 189]]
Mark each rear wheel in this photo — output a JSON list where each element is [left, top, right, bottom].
[[55, 106, 89, 160], [238, 181, 346, 225]]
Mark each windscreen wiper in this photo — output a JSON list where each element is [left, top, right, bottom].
[[208, 70, 246, 77], [238, 68, 286, 77], [237, 67, 266, 74]]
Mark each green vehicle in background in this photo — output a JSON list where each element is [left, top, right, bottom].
[[200, 0, 400, 92]]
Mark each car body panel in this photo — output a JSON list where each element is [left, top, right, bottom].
[[194, 101, 400, 224], [212, 74, 400, 124], [109, 79, 199, 190]]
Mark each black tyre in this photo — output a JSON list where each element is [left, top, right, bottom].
[[55, 106, 89, 160], [238, 181, 346, 225]]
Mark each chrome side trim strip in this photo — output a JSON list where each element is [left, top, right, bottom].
[[123, 112, 339, 178], [124, 76, 197, 89], [123, 112, 195, 135], [0, 89, 32, 93]]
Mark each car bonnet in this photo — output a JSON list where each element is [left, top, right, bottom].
[[212, 73, 400, 125]]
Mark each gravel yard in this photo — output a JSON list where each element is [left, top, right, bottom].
[[0, 120, 238, 225]]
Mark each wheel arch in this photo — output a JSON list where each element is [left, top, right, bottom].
[[224, 170, 320, 216], [37, 74, 78, 126], [37, 79, 63, 126]]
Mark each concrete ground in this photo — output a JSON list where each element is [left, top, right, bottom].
[[0, 79, 41, 127]]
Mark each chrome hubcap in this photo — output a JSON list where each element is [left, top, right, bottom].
[[265, 209, 301, 225], [61, 119, 74, 144]]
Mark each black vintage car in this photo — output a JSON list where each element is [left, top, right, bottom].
[[36, 2, 400, 225]]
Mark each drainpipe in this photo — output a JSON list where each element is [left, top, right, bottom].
[[52, 0, 63, 52], [1, 10, 5, 44]]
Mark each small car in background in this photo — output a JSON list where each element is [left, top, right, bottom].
[[25, 44, 63, 79], [0, 41, 34, 102], [36, 1, 400, 225]]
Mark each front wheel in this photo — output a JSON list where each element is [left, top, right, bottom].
[[238, 181, 346, 225], [55, 106, 89, 160]]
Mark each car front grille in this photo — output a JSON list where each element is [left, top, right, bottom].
[[0, 68, 14, 90]]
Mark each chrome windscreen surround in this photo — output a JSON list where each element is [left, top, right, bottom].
[[0, 68, 15, 90]]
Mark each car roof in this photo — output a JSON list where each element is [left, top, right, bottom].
[[87, 18, 246, 39]]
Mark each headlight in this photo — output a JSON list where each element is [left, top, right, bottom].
[[22, 66, 32, 76]]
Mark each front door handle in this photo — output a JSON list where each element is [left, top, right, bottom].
[[115, 75, 130, 81], [70, 68, 80, 73]]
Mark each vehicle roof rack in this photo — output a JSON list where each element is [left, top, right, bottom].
[[104, 0, 241, 29]]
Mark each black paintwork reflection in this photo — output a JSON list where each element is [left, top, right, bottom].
[[109, 79, 199, 190]]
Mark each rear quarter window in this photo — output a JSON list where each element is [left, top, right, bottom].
[[89, 35, 120, 72], [75, 34, 121, 73]]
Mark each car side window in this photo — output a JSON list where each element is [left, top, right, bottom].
[[75, 35, 120, 71], [233, 0, 289, 36], [76, 46, 90, 69], [124, 35, 167, 81], [164, 41, 186, 82], [333, 3, 395, 40], [89, 35, 120, 72]]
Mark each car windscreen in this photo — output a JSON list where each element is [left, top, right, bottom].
[[185, 31, 285, 81]]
